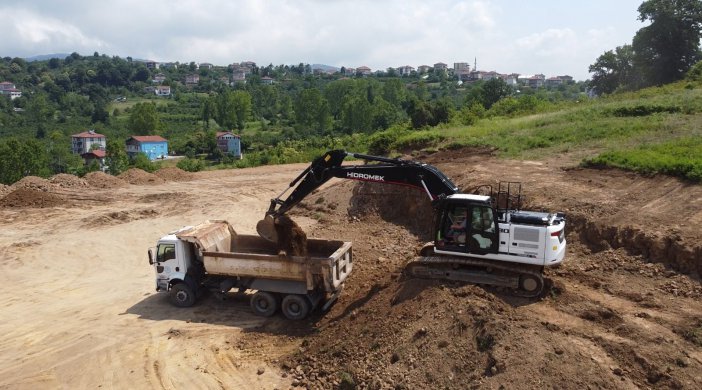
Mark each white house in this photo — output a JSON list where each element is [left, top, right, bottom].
[[71, 130, 106, 155], [155, 85, 171, 96]]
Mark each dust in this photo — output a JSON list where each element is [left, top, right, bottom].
[[274, 215, 308, 256], [118, 168, 165, 185]]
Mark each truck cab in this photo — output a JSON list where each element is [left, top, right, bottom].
[[149, 228, 202, 306]]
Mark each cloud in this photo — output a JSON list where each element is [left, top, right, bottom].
[[0, 7, 106, 56]]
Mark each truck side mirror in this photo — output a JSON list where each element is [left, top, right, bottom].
[[148, 248, 155, 265]]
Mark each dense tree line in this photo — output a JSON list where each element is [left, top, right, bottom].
[[590, 0, 702, 94], [0, 49, 587, 184]]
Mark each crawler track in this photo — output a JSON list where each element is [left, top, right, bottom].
[[405, 255, 545, 297]]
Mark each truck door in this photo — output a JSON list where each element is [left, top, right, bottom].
[[156, 242, 179, 274]]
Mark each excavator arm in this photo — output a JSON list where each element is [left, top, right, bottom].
[[257, 150, 459, 241]]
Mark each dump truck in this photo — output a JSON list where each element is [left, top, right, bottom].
[[148, 220, 353, 319]]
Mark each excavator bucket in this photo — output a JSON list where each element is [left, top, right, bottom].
[[256, 215, 278, 242]]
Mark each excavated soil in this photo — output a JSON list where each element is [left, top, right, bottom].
[[10, 176, 55, 192], [0, 184, 9, 197], [84, 171, 127, 188], [154, 167, 196, 182], [0, 187, 67, 208], [275, 215, 308, 257], [49, 173, 89, 188], [1, 150, 701, 389], [118, 168, 165, 185]]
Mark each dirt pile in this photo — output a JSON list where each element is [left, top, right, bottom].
[[275, 215, 308, 256], [49, 173, 88, 188], [0, 187, 67, 208], [84, 171, 127, 189], [0, 184, 9, 197], [154, 167, 195, 181], [11, 176, 54, 192], [118, 168, 165, 185]]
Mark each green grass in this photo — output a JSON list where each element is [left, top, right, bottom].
[[364, 81, 702, 181]]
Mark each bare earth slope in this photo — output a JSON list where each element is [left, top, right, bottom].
[[0, 150, 700, 389]]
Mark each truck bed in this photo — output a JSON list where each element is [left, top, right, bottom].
[[176, 220, 353, 293]]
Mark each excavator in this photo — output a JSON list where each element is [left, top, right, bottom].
[[256, 150, 566, 297]]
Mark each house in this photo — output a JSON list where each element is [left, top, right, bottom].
[[453, 62, 471, 79], [71, 130, 106, 155], [417, 65, 431, 74], [160, 62, 178, 69], [344, 67, 356, 76], [199, 62, 213, 70], [433, 62, 448, 72], [1, 88, 21, 100], [231, 71, 246, 84], [397, 65, 415, 76], [152, 73, 166, 83], [185, 74, 200, 85], [261, 76, 274, 85], [356, 66, 372, 76], [80, 149, 106, 170], [155, 85, 171, 96], [216, 131, 242, 158], [0, 81, 15, 90], [145, 61, 159, 70], [126, 135, 169, 160], [546, 75, 574, 86]]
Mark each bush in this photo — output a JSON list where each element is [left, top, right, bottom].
[[610, 104, 681, 117], [130, 153, 157, 172], [177, 158, 205, 172]]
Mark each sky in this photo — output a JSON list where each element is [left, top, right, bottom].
[[0, 0, 647, 80]]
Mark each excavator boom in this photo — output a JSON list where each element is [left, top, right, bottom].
[[257, 150, 458, 241]]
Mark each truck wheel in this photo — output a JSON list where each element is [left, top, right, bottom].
[[169, 283, 196, 307], [281, 294, 310, 320], [250, 291, 278, 317]]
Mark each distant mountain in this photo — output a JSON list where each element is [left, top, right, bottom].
[[25, 53, 71, 62], [311, 64, 339, 73]]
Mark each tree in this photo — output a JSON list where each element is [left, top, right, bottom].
[[294, 88, 331, 133], [105, 139, 129, 175], [633, 0, 702, 86], [0, 138, 49, 184], [481, 78, 512, 109], [213, 90, 252, 130], [128, 102, 161, 135], [589, 45, 638, 94]]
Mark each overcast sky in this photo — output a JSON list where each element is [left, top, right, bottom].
[[0, 0, 646, 80]]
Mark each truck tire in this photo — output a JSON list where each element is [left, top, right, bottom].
[[169, 283, 196, 307], [250, 291, 278, 317], [281, 294, 310, 320]]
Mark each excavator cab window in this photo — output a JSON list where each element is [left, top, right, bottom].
[[436, 202, 498, 254]]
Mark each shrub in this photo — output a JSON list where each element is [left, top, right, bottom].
[[610, 104, 681, 117], [176, 158, 205, 172]]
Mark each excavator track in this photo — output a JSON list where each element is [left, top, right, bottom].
[[405, 255, 545, 298]]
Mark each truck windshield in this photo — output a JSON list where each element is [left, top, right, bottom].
[[157, 244, 176, 262]]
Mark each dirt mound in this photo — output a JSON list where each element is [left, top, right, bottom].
[[86, 209, 160, 226], [84, 172, 128, 189], [11, 176, 54, 192], [275, 215, 308, 256], [349, 182, 434, 240], [0, 187, 67, 208], [154, 167, 195, 181], [49, 173, 88, 188], [0, 184, 9, 197], [118, 168, 165, 185]]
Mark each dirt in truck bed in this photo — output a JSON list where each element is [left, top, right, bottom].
[[274, 215, 309, 257], [1, 149, 701, 389]]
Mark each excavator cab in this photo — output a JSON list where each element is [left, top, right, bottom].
[[434, 195, 499, 255]]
